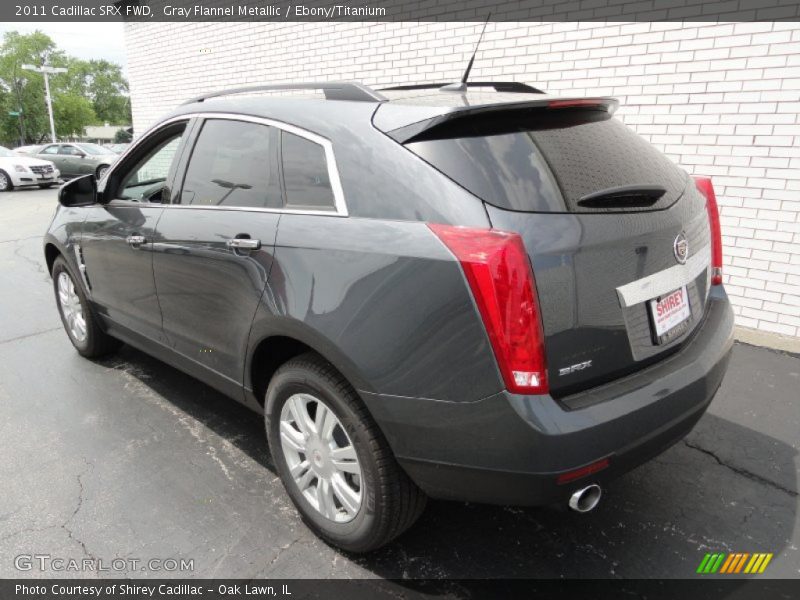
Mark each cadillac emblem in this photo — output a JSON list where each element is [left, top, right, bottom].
[[673, 232, 689, 265]]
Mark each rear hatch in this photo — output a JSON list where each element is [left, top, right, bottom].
[[395, 100, 713, 398]]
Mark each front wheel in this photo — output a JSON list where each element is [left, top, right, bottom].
[[96, 165, 109, 179], [266, 353, 426, 553], [0, 170, 13, 192], [52, 256, 120, 357]]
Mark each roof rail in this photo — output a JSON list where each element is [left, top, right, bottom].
[[182, 82, 387, 105], [380, 82, 545, 94]]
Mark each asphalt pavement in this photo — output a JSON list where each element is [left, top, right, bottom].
[[0, 188, 797, 580]]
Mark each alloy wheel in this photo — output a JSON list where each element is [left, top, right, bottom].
[[279, 393, 363, 523], [57, 271, 87, 343], [0, 172, 9, 191]]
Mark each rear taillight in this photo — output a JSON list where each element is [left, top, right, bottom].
[[694, 176, 723, 286], [428, 224, 548, 395]]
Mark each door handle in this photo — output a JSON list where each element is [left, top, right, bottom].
[[127, 235, 146, 248], [226, 238, 261, 251]]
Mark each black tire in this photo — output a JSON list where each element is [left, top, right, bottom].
[[0, 169, 13, 192], [265, 353, 426, 553], [96, 165, 109, 179], [52, 256, 120, 358], [39, 184, 55, 189]]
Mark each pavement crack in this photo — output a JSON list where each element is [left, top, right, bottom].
[[266, 537, 301, 568], [0, 235, 42, 245], [683, 440, 798, 497], [0, 524, 61, 543], [13, 242, 48, 279], [61, 458, 97, 560], [0, 327, 61, 346]]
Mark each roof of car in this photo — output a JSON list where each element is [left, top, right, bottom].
[[162, 82, 615, 140]]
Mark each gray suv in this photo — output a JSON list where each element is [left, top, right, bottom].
[[44, 82, 734, 552]]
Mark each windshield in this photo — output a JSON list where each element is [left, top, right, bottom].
[[0, 147, 16, 157], [77, 143, 111, 155]]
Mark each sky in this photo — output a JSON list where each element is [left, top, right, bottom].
[[0, 22, 128, 70]]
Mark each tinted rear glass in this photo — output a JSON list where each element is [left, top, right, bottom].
[[281, 132, 335, 210], [405, 109, 687, 213]]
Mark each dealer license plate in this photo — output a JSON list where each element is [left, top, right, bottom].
[[648, 285, 691, 345]]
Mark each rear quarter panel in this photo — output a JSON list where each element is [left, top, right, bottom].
[[248, 215, 503, 402]]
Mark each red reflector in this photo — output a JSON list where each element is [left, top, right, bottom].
[[694, 176, 723, 286], [556, 458, 610, 485], [428, 224, 548, 395]]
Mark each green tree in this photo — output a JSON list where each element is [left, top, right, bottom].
[[0, 30, 131, 146], [0, 30, 63, 144], [61, 57, 131, 125], [52, 93, 96, 138], [114, 128, 132, 143]]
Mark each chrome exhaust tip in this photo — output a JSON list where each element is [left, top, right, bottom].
[[568, 484, 602, 513]]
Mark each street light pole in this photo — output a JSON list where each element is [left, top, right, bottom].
[[22, 63, 67, 143]]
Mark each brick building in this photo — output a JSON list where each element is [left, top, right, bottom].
[[124, 21, 800, 341]]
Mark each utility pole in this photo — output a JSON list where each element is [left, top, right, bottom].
[[22, 62, 67, 143]]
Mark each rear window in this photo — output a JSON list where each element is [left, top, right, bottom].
[[281, 131, 335, 210], [405, 109, 687, 213]]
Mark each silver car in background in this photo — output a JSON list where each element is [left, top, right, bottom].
[[0, 146, 60, 191], [33, 142, 117, 180]]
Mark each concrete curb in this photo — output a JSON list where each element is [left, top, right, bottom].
[[735, 326, 800, 356]]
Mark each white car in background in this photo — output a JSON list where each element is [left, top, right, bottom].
[[0, 146, 60, 192]]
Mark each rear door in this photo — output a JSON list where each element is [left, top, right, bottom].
[[404, 106, 712, 397], [153, 116, 281, 388]]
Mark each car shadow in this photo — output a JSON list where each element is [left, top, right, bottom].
[[98, 344, 798, 579]]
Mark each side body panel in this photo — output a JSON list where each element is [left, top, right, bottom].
[[43, 204, 89, 274], [80, 203, 164, 341], [246, 215, 503, 403], [152, 207, 280, 388]]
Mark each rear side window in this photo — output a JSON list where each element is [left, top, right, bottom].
[[405, 109, 687, 213], [181, 119, 281, 208], [281, 131, 335, 210], [406, 131, 562, 212]]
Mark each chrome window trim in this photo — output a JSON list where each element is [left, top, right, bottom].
[[106, 112, 348, 217], [616, 245, 711, 308]]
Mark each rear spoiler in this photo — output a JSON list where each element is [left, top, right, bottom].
[[376, 97, 619, 144]]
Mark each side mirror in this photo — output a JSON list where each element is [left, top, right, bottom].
[[59, 175, 102, 207], [77, 152, 87, 159]]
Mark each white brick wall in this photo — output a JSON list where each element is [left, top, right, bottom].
[[125, 21, 800, 338]]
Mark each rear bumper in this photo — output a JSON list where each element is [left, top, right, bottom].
[[362, 287, 734, 506]]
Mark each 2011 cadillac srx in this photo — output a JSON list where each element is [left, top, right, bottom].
[[44, 82, 734, 552]]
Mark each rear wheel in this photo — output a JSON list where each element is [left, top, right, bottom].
[[265, 353, 426, 552], [52, 256, 120, 357], [96, 165, 109, 179], [0, 170, 13, 192]]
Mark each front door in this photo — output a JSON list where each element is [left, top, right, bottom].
[[80, 121, 189, 342], [153, 117, 282, 387], [38, 144, 63, 173]]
